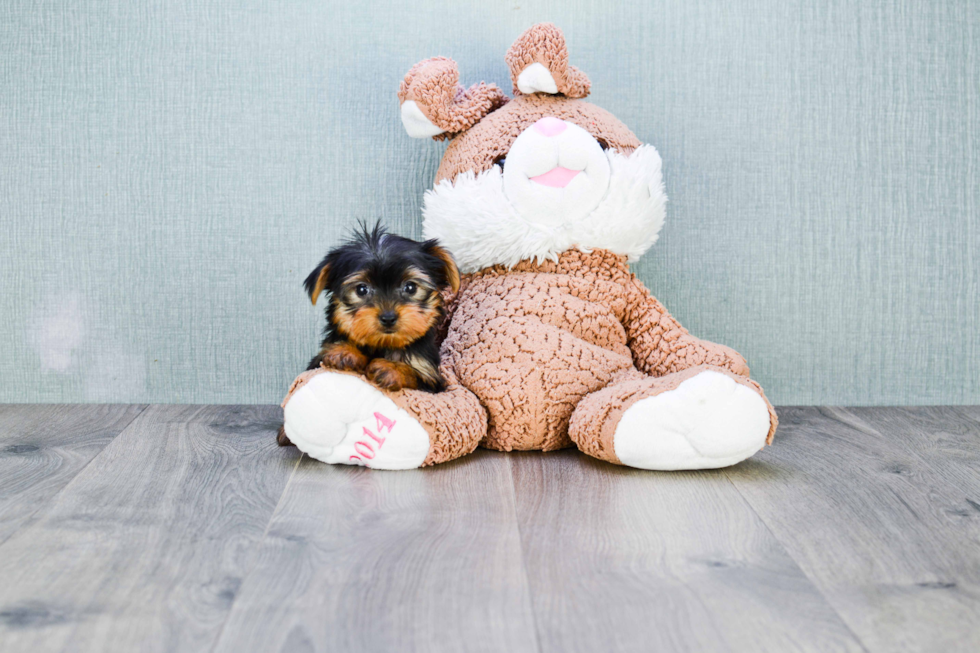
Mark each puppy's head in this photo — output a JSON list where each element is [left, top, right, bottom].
[[304, 223, 460, 350]]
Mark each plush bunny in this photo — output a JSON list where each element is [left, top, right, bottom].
[[281, 23, 777, 470]]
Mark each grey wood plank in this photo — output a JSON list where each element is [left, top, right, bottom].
[[0, 404, 295, 653], [213, 450, 539, 653], [955, 406, 980, 425], [846, 406, 980, 500], [0, 404, 146, 545], [510, 450, 862, 653], [726, 407, 980, 652]]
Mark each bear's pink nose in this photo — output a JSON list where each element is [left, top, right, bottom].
[[532, 116, 567, 137]]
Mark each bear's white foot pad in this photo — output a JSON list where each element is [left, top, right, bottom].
[[283, 372, 429, 470], [614, 371, 770, 470]]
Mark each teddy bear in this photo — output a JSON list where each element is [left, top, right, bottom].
[[280, 23, 777, 470]]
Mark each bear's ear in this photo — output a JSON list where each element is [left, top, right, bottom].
[[398, 57, 509, 140], [505, 23, 591, 98]]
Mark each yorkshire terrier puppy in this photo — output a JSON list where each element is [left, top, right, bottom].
[[306, 223, 460, 389], [278, 223, 459, 447]]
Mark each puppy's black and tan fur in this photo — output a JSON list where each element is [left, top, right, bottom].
[[278, 223, 459, 447]]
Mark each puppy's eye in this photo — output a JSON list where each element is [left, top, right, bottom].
[[355, 284, 370, 297], [403, 281, 418, 296]]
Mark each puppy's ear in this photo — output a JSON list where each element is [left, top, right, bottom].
[[303, 258, 331, 306], [426, 242, 460, 294]]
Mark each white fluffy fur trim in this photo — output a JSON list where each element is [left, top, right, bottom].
[[422, 145, 667, 273]]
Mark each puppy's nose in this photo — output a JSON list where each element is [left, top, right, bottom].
[[532, 116, 567, 137], [379, 311, 398, 328]]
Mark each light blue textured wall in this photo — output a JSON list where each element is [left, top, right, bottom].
[[1, 0, 977, 405]]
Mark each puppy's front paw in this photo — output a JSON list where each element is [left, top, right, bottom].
[[320, 342, 368, 372], [366, 359, 418, 392]]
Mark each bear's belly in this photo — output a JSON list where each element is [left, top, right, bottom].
[[447, 273, 635, 451]]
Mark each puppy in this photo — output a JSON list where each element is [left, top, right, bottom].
[[277, 223, 459, 447]]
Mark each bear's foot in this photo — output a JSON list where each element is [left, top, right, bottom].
[[282, 372, 430, 470], [614, 370, 771, 470]]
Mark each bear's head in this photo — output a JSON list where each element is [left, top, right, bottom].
[[398, 23, 667, 274]]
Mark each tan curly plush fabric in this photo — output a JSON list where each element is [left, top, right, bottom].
[[504, 22, 591, 98], [395, 248, 775, 463], [397, 57, 509, 140]]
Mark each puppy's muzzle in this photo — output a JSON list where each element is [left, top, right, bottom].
[[378, 311, 398, 329]]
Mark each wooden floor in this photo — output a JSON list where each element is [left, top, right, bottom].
[[1, 406, 979, 652]]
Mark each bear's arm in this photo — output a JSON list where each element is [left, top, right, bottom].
[[621, 275, 750, 378]]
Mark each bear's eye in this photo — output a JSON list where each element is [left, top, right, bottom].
[[492, 154, 506, 171], [596, 138, 610, 151]]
